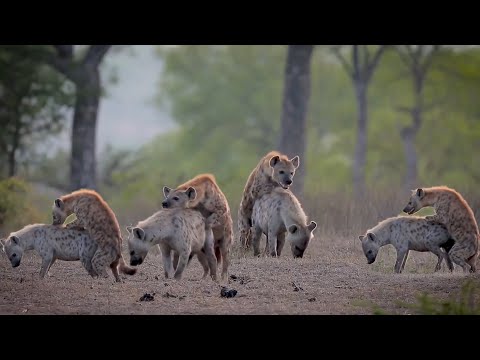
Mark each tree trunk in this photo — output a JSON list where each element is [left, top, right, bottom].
[[7, 115, 21, 177], [70, 69, 100, 191], [401, 127, 418, 191], [278, 45, 314, 199], [353, 80, 368, 196]]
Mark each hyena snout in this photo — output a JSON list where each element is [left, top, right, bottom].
[[402, 204, 416, 215], [162, 200, 169, 208], [130, 256, 144, 266]]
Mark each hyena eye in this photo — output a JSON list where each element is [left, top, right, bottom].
[[367, 250, 372, 254], [130, 251, 134, 256], [290, 172, 294, 175], [173, 196, 179, 201], [12, 253, 16, 257], [279, 171, 285, 175]]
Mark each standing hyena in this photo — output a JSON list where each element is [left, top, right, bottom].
[[238, 151, 300, 248], [127, 208, 217, 281], [162, 173, 233, 279], [51, 189, 137, 282], [251, 187, 317, 258], [1, 223, 98, 278], [403, 186, 480, 273], [358, 216, 455, 273]]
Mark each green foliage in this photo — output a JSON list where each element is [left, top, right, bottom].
[[0, 177, 46, 236], [0, 46, 74, 178]]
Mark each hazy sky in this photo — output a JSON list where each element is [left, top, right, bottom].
[[53, 45, 175, 155]]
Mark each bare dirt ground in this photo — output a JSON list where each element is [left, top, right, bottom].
[[1, 232, 476, 315]]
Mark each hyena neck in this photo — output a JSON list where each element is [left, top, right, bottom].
[[21, 236, 35, 251]]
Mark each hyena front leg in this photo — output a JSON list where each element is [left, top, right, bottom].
[[394, 248, 408, 273], [160, 244, 174, 279], [276, 232, 286, 257], [173, 248, 191, 280], [39, 254, 55, 279], [267, 229, 279, 257]]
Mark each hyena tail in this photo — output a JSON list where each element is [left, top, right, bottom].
[[237, 204, 253, 247], [118, 255, 137, 275]]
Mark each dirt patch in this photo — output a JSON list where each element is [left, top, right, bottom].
[[0, 235, 474, 314]]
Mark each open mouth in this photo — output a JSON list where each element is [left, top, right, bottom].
[[367, 259, 375, 264], [281, 184, 290, 189]]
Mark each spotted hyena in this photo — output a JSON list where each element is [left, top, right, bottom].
[[127, 208, 217, 281], [1, 223, 98, 279], [403, 186, 479, 272], [162, 173, 233, 279], [358, 215, 455, 273], [251, 187, 317, 258], [238, 151, 300, 248], [51, 189, 136, 281]]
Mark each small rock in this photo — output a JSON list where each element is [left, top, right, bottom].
[[139, 293, 155, 302], [308, 297, 316, 302], [155, 276, 159, 280], [163, 292, 177, 298], [221, 287, 238, 298], [292, 282, 304, 292]]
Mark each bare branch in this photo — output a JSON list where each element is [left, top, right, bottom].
[[83, 45, 112, 67], [366, 45, 387, 78], [331, 46, 353, 77], [54, 45, 73, 59]]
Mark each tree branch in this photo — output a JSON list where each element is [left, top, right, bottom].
[[54, 45, 74, 59], [331, 46, 354, 78], [83, 45, 112, 67], [366, 45, 387, 78]]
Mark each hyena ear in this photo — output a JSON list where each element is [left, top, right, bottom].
[[367, 232, 376, 242], [269, 155, 280, 168], [358, 235, 365, 241], [186, 187, 197, 201], [0, 238, 5, 251], [163, 186, 172, 198], [307, 221, 317, 232], [290, 155, 300, 169], [416, 188, 425, 198], [288, 224, 298, 234], [133, 227, 145, 241], [126, 226, 133, 233], [10, 236, 19, 245], [54, 198, 64, 209]]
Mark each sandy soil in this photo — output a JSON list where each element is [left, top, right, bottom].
[[0, 235, 474, 315]]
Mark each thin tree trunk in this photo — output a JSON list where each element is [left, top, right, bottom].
[[278, 45, 314, 199], [401, 127, 418, 191], [70, 69, 100, 190], [353, 80, 368, 196], [7, 115, 21, 177]]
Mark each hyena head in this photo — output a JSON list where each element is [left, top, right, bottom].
[[52, 198, 70, 225], [287, 221, 317, 258], [126, 226, 152, 266], [402, 188, 429, 215], [162, 186, 196, 209], [358, 232, 379, 264], [1, 236, 23, 268], [269, 155, 300, 190]]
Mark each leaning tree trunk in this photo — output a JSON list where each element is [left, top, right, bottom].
[[278, 45, 314, 199], [353, 80, 368, 197], [70, 69, 100, 191], [7, 115, 21, 177]]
